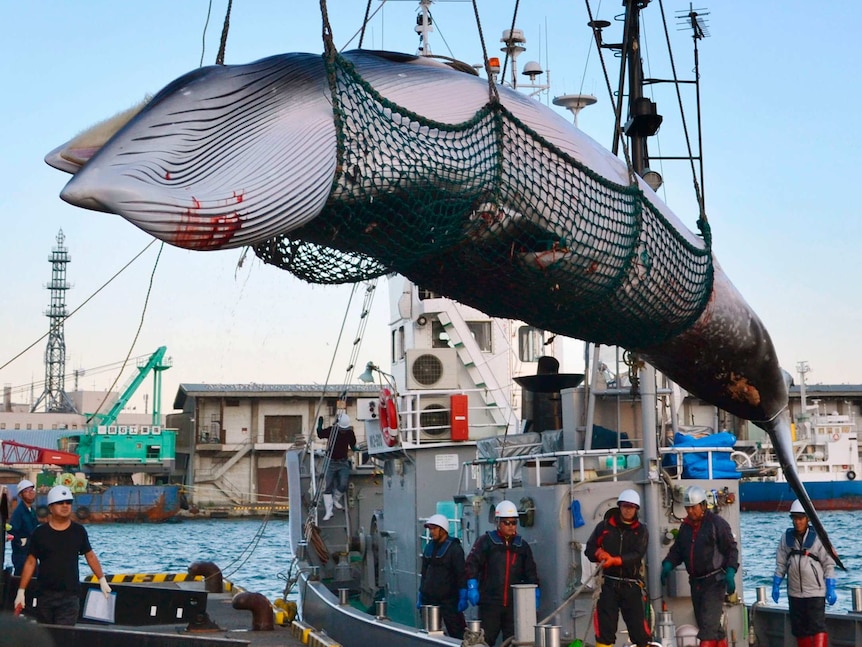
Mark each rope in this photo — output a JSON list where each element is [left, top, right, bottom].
[[358, 0, 374, 48], [215, 0, 233, 65]]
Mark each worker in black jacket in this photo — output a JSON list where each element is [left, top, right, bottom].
[[465, 500, 539, 646], [586, 489, 651, 647], [661, 485, 740, 647], [417, 513, 467, 639]]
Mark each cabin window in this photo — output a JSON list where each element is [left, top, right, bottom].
[[146, 445, 161, 459], [264, 415, 303, 443], [518, 326, 545, 362], [26, 423, 32, 430], [14, 424, 20, 430], [418, 287, 440, 300], [0, 423, 4, 429], [431, 319, 451, 348], [467, 321, 492, 352]]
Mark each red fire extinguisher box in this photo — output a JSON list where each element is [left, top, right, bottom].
[[450, 394, 469, 441]]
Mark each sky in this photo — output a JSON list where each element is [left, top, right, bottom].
[[1, 1, 860, 417]]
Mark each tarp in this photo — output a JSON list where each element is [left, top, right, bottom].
[[664, 431, 740, 479]]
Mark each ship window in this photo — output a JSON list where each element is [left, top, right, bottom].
[[225, 398, 240, 407], [37, 424, 43, 430], [418, 287, 440, 300], [26, 423, 32, 430], [431, 319, 451, 348], [466, 321, 492, 352], [392, 326, 405, 362], [14, 423, 20, 430], [264, 415, 302, 443], [146, 445, 160, 459], [0, 423, 4, 429], [518, 326, 545, 362]]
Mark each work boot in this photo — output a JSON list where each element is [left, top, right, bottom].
[[698, 641, 718, 647], [333, 490, 344, 510], [322, 494, 334, 521], [795, 637, 813, 647], [811, 633, 828, 647]]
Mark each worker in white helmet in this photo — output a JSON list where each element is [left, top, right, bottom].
[[15, 485, 112, 625], [465, 500, 539, 645], [316, 413, 357, 520], [585, 489, 651, 647], [772, 500, 837, 647], [661, 485, 739, 647], [417, 513, 467, 639], [9, 479, 38, 575]]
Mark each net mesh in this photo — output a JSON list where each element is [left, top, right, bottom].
[[254, 54, 713, 348]]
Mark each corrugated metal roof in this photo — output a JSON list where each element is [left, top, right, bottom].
[[173, 383, 382, 410], [0, 429, 79, 450]]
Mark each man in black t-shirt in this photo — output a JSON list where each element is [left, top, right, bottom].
[[15, 485, 112, 625]]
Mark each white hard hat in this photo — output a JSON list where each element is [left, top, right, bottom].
[[47, 485, 74, 506], [17, 479, 35, 493], [424, 513, 450, 531], [789, 500, 807, 515], [337, 413, 351, 428], [618, 489, 640, 508], [683, 485, 707, 507], [495, 500, 519, 519]]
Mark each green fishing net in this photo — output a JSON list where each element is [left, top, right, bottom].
[[254, 54, 713, 348]]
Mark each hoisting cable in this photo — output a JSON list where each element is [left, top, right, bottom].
[[470, 0, 500, 104], [584, 0, 637, 186], [215, 0, 233, 65], [656, 0, 710, 240]]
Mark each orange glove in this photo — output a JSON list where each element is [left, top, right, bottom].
[[594, 548, 610, 563], [602, 555, 623, 568]]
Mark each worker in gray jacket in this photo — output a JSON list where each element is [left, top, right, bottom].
[[772, 500, 836, 647]]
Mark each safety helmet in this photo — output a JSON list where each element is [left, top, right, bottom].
[[682, 485, 707, 507], [17, 479, 35, 494], [495, 500, 519, 518], [789, 500, 807, 515], [47, 485, 74, 505], [617, 489, 640, 508], [337, 413, 351, 428], [424, 514, 450, 531]]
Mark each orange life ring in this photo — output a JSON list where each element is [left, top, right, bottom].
[[378, 387, 399, 447]]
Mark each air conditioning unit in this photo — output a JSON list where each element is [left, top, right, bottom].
[[406, 348, 459, 390], [418, 397, 452, 441]]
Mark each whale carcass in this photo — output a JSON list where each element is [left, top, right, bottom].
[[47, 49, 843, 567]]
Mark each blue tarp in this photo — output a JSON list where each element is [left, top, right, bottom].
[[663, 431, 741, 479]]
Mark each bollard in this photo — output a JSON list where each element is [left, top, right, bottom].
[[338, 588, 350, 605], [535, 624, 549, 647], [543, 624, 561, 647], [756, 586, 768, 605], [853, 587, 862, 613], [375, 599, 387, 618], [421, 605, 441, 632], [512, 584, 538, 646]]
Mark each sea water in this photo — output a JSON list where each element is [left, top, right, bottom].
[[5, 513, 859, 611], [5, 518, 293, 602], [740, 511, 861, 614]]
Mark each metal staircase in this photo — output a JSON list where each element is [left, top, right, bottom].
[[435, 309, 512, 431]]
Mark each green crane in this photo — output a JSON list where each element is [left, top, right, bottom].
[[88, 346, 172, 427]]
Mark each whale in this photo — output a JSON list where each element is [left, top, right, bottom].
[[47, 49, 844, 568]]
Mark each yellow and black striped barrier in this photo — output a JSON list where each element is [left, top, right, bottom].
[[84, 573, 204, 584]]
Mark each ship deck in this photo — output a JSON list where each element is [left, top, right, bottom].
[[2, 575, 309, 647]]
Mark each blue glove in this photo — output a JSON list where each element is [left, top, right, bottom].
[[771, 576, 782, 603], [826, 578, 837, 606], [317, 416, 324, 432], [725, 567, 736, 594], [660, 561, 673, 585], [467, 579, 480, 606], [535, 587, 541, 609], [457, 588, 468, 613], [416, 591, 423, 609]]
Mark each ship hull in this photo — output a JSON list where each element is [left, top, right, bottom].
[[740, 480, 862, 512], [35, 485, 183, 523]]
